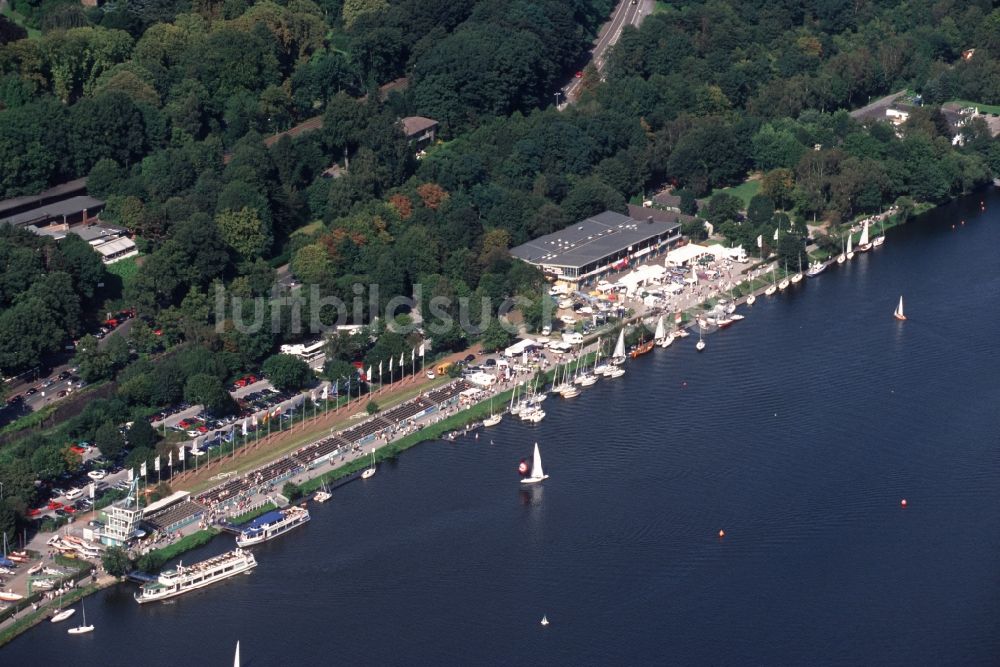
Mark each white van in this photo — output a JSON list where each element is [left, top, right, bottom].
[[65, 488, 83, 501], [562, 332, 583, 345]]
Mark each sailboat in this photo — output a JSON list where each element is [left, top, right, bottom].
[[857, 220, 872, 252], [893, 296, 907, 321], [558, 361, 580, 398], [836, 235, 846, 264], [520, 443, 549, 484], [790, 256, 803, 284], [575, 345, 599, 386], [653, 316, 667, 346], [610, 328, 626, 366], [67, 601, 93, 635], [540, 615, 550, 626], [873, 219, 886, 248], [313, 480, 332, 503], [51, 601, 76, 623], [592, 337, 611, 377], [234, 641, 241, 667], [764, 266, 777, 296], [806, 260, 826, 277], [483, 395, 502, 427], [360, 450, 376, 479], [695, 322, 706, 352], [846, 230, 854, 260], [778, 263, 790, 291]]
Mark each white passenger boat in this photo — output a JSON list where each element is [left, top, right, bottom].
[[235, 506, 310, 548], [134, 549, 257, 604]]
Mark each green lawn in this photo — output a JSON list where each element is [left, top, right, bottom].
[[1, 4, 40, 39], [714, 179, 761, 208], [946, 99, 1000, 116], [106, 256, 139, 289]]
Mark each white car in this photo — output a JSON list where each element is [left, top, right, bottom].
[[425, 370, 436, 379], [87, 470, 107, 481], [65, 488, 83, 501]]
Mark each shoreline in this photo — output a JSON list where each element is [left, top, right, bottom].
[[0, 189, 979, 648]]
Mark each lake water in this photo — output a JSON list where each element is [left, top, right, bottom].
[[5, 190, 1000, 666]]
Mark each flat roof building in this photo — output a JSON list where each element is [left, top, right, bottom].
[[510, 211, 681, 284]]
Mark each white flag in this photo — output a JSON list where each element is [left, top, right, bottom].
[[154, 455, 160, 472], [419, 342, 425, 357], [399, 352, 404, 367], [252, 414, 258, 427], [321, 384, 328, 400], [89, 483, 95, 499], [756, 234, 763, 248], [411, 348, 415, 363], [168, 450, 173, 467], [179, 446, 185, 463], [389, 356, 393, 373], [128, 467, 135, 482], [366, 366, 372, 381], [242, 418, 249, 436], [140, 461, 147, 477], [773, 227, 779, 241], [378, 361, 383, 379]]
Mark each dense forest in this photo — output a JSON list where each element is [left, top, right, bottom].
[[2, 0, 1000, 538]]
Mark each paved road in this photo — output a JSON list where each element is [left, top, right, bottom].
[[849, 90, 907, 120], [563, 0, 652, 104]]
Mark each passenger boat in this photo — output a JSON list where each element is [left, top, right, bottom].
[[806, 261, 826, 277], [235, 506, 310, 548], [134, 549, 257, 604]]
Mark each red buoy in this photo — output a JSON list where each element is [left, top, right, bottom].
[[901, 499, 907, 507], [518, 459, 529, 476]]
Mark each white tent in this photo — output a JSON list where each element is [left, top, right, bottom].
[[503, 339, 538, 358], [664, 243, 710, 266], [714, 245, 748, 261]]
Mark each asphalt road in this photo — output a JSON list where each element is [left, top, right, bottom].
[[563, 0, 652, 104], [849, 90, 907, 120]]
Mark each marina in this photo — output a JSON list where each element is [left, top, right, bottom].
[[2, 189, 1000, 663]]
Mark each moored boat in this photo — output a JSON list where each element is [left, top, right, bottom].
[[134, 549, 257, 604], [235, 506, 310, 548], [857, 220, 872, 252], [806, 261, 826, 277], [51, 607, 76, 623]]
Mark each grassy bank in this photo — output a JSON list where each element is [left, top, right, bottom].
[[134, 528, 219, 572], [229, 502, 276, 525], [0, 582, 105, 647]]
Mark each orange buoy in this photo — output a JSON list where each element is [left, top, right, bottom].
[[718, 529, 725, 538], [900, 499, 907, 507]]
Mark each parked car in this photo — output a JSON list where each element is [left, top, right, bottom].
[[25, 387, 37, 396], [87, 470, 107, 481], [464, 354, 476, 363], [65, 488, 83, 501]]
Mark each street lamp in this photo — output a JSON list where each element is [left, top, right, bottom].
[[554, 92, 562, 107]]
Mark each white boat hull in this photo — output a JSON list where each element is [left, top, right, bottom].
[[520, 475, 549, 485], [51, 609, 76, 623], [313, 491, 332, 503], [483, 414, 502, 427], [746, 294, 756, 306], [657, 335, 674, 348], [67, 626, 94, 635], [361, 468, 376, 479], [236, 509, 310, 548]]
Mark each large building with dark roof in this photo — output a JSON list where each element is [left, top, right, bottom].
[[509, 210, 681, 283]]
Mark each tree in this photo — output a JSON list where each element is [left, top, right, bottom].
[[480, 319, 513, 352], [216, 207, 272, 259], [262, 354, 312, 391], [746, 194, 775, 227], [128, 419, 158, 451], [290, 243, 331, 285], [703, 193, 742, 226], [365, 400, 379, 415], [95, 420, 126, 460], [184, 374, 237, 416], [74, 334, 114, 383], [102, 546, 129, 577]]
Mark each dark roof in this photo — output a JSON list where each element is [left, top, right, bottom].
[[652, 191, 682, 208], [0, 195, 104, 227], [0, 178, 88, 218], [400, 116, 438, 137], [627, 204, 692, 224], [510, 211, 680, 269]]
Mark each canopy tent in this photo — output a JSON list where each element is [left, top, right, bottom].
[[664, 243, 710, 266], [503, 339, 538, 357], [616, 264, 667, 294], [713, 245, 748, 261]]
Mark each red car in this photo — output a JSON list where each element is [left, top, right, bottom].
[[177, 419, 192, 428], [575, 71, 583, 78], [70, 445, 86, 455], [47, 501, 63, 510], [196, 425, 209, 433], [28, 508, 41, 517], [64, 506, 76, 514]]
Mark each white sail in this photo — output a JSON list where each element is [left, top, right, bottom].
[[612, 329, 626, 360], [859, 220, 869, 246], [654, 316, 665, 342], [234, 641, 241, 667], [847, 232, 853, 254], [531, 443, 544, 479], [895, 296, 905, 318]]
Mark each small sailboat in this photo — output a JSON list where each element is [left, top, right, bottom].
[[846, 231, 854, 260], [778, 263, 790, 291], [234, 640, 241, 667], [857, 220, 872, 252], [873, 219, 886, 247], [313, 481, 332, 503], [520, 443, 549, 484], [67, 602, 93, 635], [764, 266, 777, 296], [610, 328, 626, 365], [790, 256, 803, 284], [695, 323, 706, 352], [483, 396, 502, 427], [893, 296, 906, 321], [51, 602, 76, 623], [746, 291, 756, 306], [540, 615, 550, 626], [653, 316, 667, 346], [806, 260, 826, 277], [836, 235, 846, 264], [360, 450, 376, 479]]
